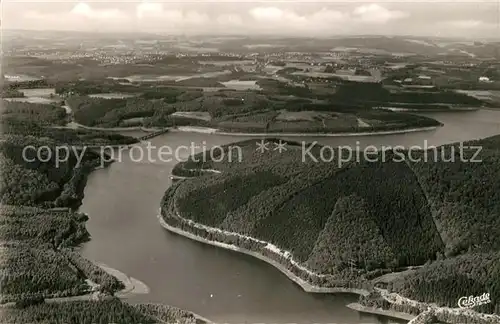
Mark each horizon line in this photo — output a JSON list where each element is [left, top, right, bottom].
[[4, 28, 500, 41]]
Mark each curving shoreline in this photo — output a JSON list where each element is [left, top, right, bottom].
[[0, 263, 150, 306], [170, 125, 441, 137], [97, 263, 150, 297], [57, 113, 441, 138], [158, 162, 498, 323], [157, 213, 369, 296], [70, 115, 499, 323], [158, 201, 500, 324], [68, 175, 215, 323], [56, 122, 163, 133], [346, 302, 416, 321]]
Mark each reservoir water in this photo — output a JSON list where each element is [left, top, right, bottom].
[[80, 109, 500, 324]]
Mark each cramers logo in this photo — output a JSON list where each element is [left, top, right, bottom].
[[458, 293, 491, 308]]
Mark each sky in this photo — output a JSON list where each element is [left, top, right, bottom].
[[2, 0, 500, 38]]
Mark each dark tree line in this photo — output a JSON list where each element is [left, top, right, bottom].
[[164, 137, 500, 315], [0, 299, 156, 324], [390, 252, 500, 315]]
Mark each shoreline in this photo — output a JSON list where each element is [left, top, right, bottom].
[[158, 211, 500, 324], [169, 125, 441, 137], [346, 302, 417, 321], [157, 181, 435, 322], [58, 121, 441, 138], [378, 107, 479, 112], [0, 263, 149, 306], [157, 213, 369, 296], [78, 129, 494, 324], [97, 263, 150, 297]]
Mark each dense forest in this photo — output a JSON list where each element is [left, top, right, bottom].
[[0, 135, 103, 208], [3, 79, 51, 90], [0, 144, 204, 321], [1, 98, 138, 146], [1, 100, 67, 126], [0, 206, 89, 249], [66, 92, 442, 133], [0, 299, 156, 324], [0, 92, 126, 312], [0, 243, 90, 301], [332, 82, 484, 107], [1, 70, 494, 322], [3, 119, 138, 146], [0, 135, 125, 304], [0, 77, 211, 322], [55, 79, 139, 96], [172, 149, 443, 269], [67, 96, 175, 127], [164, 136, 500, 315], [62, 250, 125, 294], [408, 143, 500, 256], [389, 252, 500, 314], [0, 299, 208, 324]]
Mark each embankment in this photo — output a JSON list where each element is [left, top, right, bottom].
[[159, 182, 370, 296], [346, 302, 416, 321], [170, 125, 441, 137], [158, 213, 368, 296]]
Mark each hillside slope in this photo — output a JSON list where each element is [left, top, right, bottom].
[[163, 136, 500, 315]]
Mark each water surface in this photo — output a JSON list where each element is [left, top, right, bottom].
[[80, 109, 500, 324]]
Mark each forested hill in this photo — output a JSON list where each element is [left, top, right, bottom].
[[0, 90, 209, 323], [165, 135, 500, 315]]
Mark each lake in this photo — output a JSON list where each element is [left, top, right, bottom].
[[80, 109, 500, 324]]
